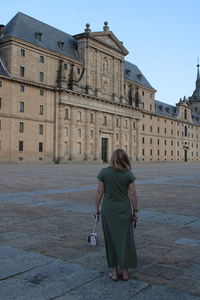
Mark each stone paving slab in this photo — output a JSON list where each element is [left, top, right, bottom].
[[0, 162, 200, 299]]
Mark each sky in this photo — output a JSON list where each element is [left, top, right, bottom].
[[1, 0, 200, 106]]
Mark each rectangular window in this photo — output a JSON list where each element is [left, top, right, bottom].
[[165, 150, 167, 156], [125, 120, 128, 128], [39, 105, 44, 115], [150, 149, 152, 156], [150, 126, 152, 132], [103, 116, 107, 125], [171, 129, 173, 135], [133, 121, 136, 129], [90, 113, 94, 123], [164, 128, 167, 134], [78, 111, 82, 121], [19, 141, 23, 152], [65, 109, 69, 119], [157, 139, 159, 145], [171, 140, 173, 146], [20, 66, 25, 77], [20, 85, 25, 92], [40, 56, 44, 63], [177, 141, 179, 146], [21, 49, 25, 57], [78, 142, 81, 154], [157, 127, 160, 133], [142, 137, 145, 143], [90, 130, 93, 138], [171, 150, 173, 156], [39, 125, 43, 134], [0, 120, 1, 130], [116, 118, 119, 127], [64, 64, 67, 70], [0, 98, 1, 109], [39, 72, 44, 82], [116, 133, 119, 141], [65, 127, 68, 136], [142, 149, 145, 155], [142, 124, 145, 131], [158, 150, 160, 156], [150, 138, 152, 144], [39, 142, 43, 152], [164, 140, 167, 145], [0, 81, 2, 87], [19, 101, 24, 112], [40, 90, 44, 96], [19, 122, 24, 133]]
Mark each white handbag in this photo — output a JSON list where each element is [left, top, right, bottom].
[[88, 215, 99, 247]]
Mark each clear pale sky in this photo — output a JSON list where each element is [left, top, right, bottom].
[[1, 0, 199, 105]]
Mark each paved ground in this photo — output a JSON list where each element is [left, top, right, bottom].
[[0, 161, 200, 300]]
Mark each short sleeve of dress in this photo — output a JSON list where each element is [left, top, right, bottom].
[[128, 171, 136, 184], [97, 168, 104, 182]]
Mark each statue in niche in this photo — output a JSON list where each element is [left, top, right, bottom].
[[103, 57, 108, 71]]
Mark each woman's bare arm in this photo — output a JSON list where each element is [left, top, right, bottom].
[[129, 182, 138, 222], [95, 180, 104, 216]]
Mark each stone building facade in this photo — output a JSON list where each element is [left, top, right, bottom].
[[0, 12, 199, 163]]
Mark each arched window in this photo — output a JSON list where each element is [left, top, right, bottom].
[[184, 109, 187, 120], [184, 125, 187, 137]]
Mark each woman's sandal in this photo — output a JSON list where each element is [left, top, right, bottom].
[[108, 271, 118, 281]]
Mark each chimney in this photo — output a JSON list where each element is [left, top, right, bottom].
[[0, 25, 5, 37]]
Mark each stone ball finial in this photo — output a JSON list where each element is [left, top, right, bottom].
[[103, 21, 109, 32], [85, 23, 91, 33]]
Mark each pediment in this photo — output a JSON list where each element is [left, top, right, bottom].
[[91, 32, 129, 55]]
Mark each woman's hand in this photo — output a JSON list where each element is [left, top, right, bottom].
[[131, 212, 138, 223], [93, 209, 100, 219]]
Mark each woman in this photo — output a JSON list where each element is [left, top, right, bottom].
[[95, 149, 138, 281]]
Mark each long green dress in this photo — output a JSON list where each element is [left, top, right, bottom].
[[97, 167, 137, 269]]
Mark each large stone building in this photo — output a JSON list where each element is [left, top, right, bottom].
[[0, 12, 199, 163]]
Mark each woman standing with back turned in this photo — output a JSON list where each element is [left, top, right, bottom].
[[95, 149, 138, 281]]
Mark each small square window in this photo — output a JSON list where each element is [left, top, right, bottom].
[[19, 122, 24, 133], [39, 72, 44, 82], [39, 125, 43, 134], [20, 66, 25, 77], [19, 102, 24, 112], [39, 142, 43, 152], [21, 49, 25, 57], [19, 141, 24, 152], [39, 105, 44, 115], [20, 85, 24, 92], [40, 56, 44, 63]]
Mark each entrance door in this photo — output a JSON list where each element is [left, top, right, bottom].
[[101, 138, 108, 162], [184, 149, 188, 162]]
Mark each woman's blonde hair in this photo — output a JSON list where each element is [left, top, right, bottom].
[[110, 149, 131, 171]]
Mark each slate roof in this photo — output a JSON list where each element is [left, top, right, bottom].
[[2, 12, 82, 62], [124, 60, 155, 91], [155, 100, 177, 118]]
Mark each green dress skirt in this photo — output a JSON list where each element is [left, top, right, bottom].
[[97, 167, 137, 269]]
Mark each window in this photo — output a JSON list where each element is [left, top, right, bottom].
[[150, 138, 152, 144], [142, 137, 145, 143], [77, 129, 81, 137], [157, 150, 160, 156], [64, 64, 67, 70], [0, 81, 2, 87], [142, 124, 145, 131], [157, 127, 160, 133], [20, 66, 25, 77], [0, 98, 1, 109], [77, 142, 81, 154], [184, 109, 187, 120], [40, 90, 44, 96], [20, 85, 24, 92], [0, 120, 1, 130], [39, 125, 43, 134], [125, 120, 128, 128], [90, 130, 93, 138], [65, 127, 68, 136], [116, 118, 119, 127], [103, 116, 107, 125], [40, 56, 44, 63], [142, 149, 145, 155], [171, 140, 173, 146], [157, 139, 160, 145], [21, 49, 25, 57], [177, 151, 179, 156], [171, 129, 173, 135], [39, 142, 43, 152], [19, 102, 24, 112], [150, 104, 152, 111], [58, 41, 64, 50], [177, 141, 179, 146], [177, 131, 179, 136], [165, 150, 167, 156], [150, 149, 152, 156], [35, 32, 42, 41], [90, 113, 94, 123], [164, 140, 167, 145], [150, 126, 152, 132], [184, 126, 187, 137], [19, 141, 23, 152], [133, 122, 136, 129], [65, 109, 69, 119], [39, 72, 44, 82], [19, 122, 24, 133], [116, 133, 119, 141], [64, 142, 68, 154], [195, 107, 198, 112], [164, 128, 167, 134], [39, 105, 44, 115], [171, 150, 173, 156], [77, 68, 80, 74], [78, 111, 82, 121]]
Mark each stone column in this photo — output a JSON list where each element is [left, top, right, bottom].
[[94, 111, 100, 160], [120, 60, 125, 102], [85, 39, 92, 94], [69, 106, 76, 160], [112, 57, 116, 101], [57, 105, 65, 162], [135, 119, 140, 161], [130, 119, 134, 161], [84, 110, 90, 160], [119, 116, 124, 149], [112, 115, 116, 152], [95, 50, 101, 97]]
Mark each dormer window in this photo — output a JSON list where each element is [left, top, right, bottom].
[[165, 107, 170, 113], [125, 69, 131, 76], [58, 41, 64, 50], [158, 105, 163, 111], [137, 74, 142, 80], [35, 32, 42, 41]]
